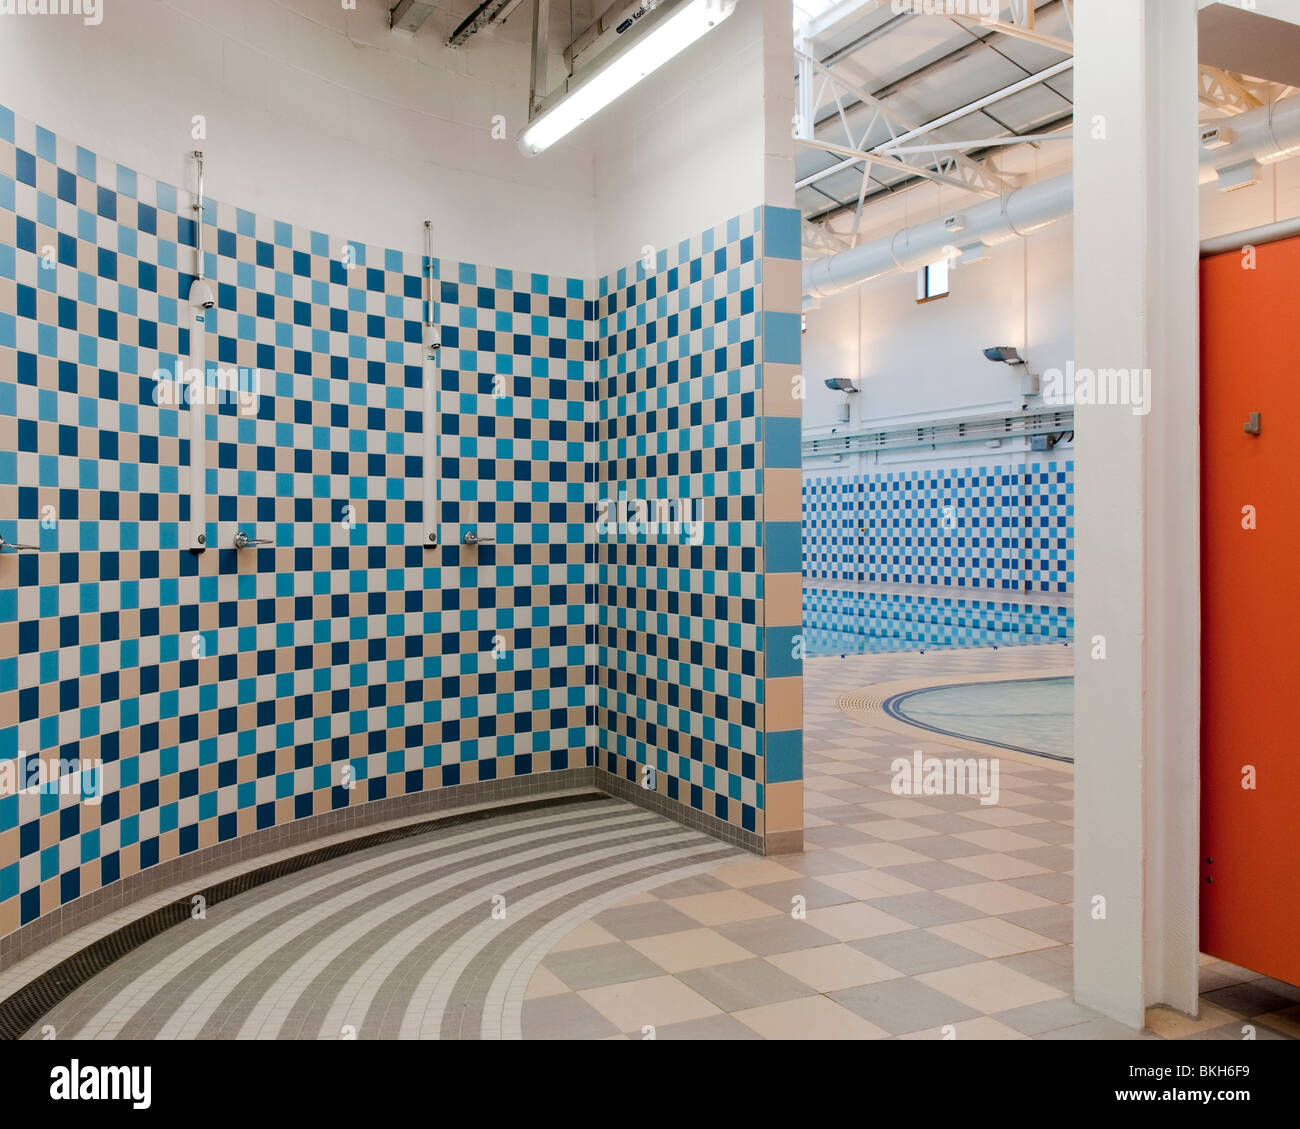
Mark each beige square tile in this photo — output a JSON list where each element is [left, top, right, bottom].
[[579, 976, 720, 1030], [1145, 1003, 1241, 1039], [897, 1016, 1030, 1040], [954, 829, 1050, 852], [835, 842, 933, 868], [550, 920, 618, 952], [937, 882, 1055, 915], [766, 945, 903, 993], [805, 776, 857, 793], [1255, 1005, 1300, 1039], [733, 995, 891, 1040], [524, 966, 572, 1000], [805, 902, 913, 941], [606, 891, 658, 908], [818, 868, 923, 900], [861, 798, 943, 818], [918, 961, 1065, 1013], [709, 858, 803, 888], [960, 807, 1051, 828], [802, 793, 843, 811], [669, 889, 781, 926], [948, 853, 1050, 881], [851, 819, 934, 842], [629, 928, 755, 973], [928, 917, 1060, 959]]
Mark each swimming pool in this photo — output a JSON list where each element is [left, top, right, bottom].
[[884, 677, 1075, 762], [803, 586, 1074, 656]]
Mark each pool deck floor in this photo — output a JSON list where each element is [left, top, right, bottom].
[[519, 644, 1300, 1039]]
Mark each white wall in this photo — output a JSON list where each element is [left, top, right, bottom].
[[0, 0, 597, 276], [801, 220, 1075, 477], [1199, 158, 1300, 240], [589, 0, 772, 278]]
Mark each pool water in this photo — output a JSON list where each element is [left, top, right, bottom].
[[885, 677, 1075, 762], [803, 587, 1073, 656]]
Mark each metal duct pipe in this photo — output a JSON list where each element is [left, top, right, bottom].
[[1196, 92, 1300, 181], [802, 94, 1300, 300], [803, 172, 1073, 300]]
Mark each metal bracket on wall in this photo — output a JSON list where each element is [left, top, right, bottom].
[[1244, 411, 1261, 436]]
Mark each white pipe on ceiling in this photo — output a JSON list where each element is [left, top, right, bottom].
[[803, 93, 1300, 300]]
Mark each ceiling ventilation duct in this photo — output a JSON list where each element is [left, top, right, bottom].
[[803, 93, 1300, 299]]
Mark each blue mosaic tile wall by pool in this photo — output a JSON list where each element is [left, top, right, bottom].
[[0, 104, 589, 937], [802, 461, 1074, 594]]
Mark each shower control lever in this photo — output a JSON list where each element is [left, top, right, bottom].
[[0, 534, 39, 553], [462, 530, 495, 547], [234, 530, 274, 550]]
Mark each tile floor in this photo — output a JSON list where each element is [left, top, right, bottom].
[[522, 645, 1300, 1040], [6, 643, 1297, 1040]]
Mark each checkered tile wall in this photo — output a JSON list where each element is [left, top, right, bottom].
[[0, 104, 589, 938], [590, 206, 804, 845], [802, 461, 1074, 594]]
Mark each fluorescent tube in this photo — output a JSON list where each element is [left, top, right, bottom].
[[519, 0, 737, 156]]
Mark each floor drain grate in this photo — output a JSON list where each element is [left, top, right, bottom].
[[837, 690, 885, 718]]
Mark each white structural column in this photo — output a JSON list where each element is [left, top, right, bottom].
[[1072, 0, 1201, 1028]]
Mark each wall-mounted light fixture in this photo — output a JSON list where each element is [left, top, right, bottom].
[[983, 346, 1039, 396], [825, 377, 859, 423]]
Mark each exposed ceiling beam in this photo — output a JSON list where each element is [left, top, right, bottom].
[[801, 108, 1075, 226], [947, 14, 1073, 54], [883, 130, 1071, 154], [799, 0, 888, 40], [872, 58, 1074, 152], [1197, 64, 1264, 115], [797, 50, 1009, 197], [806, 0, 1072, 137], [795, 136, 986, 196]]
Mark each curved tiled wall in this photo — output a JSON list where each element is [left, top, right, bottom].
[[0, 104, 804, 957], [0, 104, 589, 949]]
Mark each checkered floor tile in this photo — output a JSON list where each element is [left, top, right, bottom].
[[522, 645, 1300, 1040]]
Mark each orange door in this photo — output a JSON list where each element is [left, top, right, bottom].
[[1200, 234, 1300, 986]]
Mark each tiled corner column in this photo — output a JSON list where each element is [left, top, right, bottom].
[[760, 205, 804, 855]]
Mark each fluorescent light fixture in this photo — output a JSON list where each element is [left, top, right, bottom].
[[518, 0, 736, 156]]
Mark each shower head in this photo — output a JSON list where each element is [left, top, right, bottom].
[[188, 277, 215, 310]]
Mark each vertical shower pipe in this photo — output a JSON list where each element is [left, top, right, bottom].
[[423, 221, 440, 548], [186, 151, 214, 552]]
